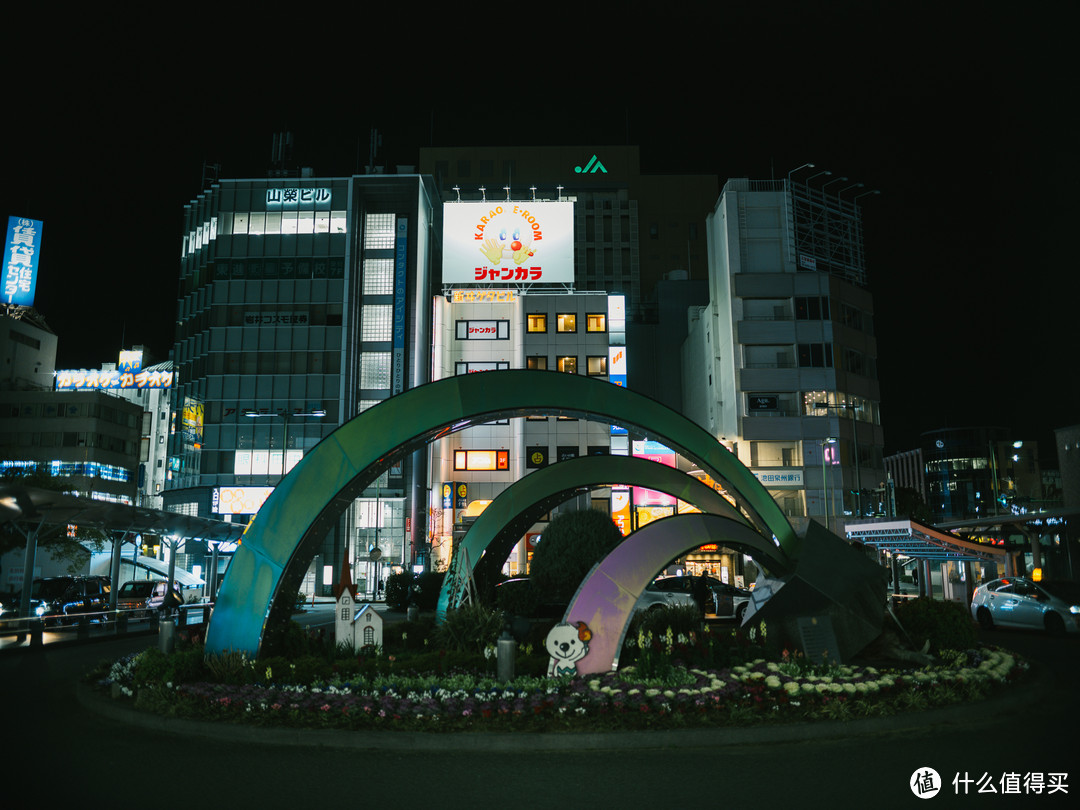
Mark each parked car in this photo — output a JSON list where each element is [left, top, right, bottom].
[[970, 577, 1080, 635], [494, 576, 699, 618], [650, 575, 752, 621], [117, 579, 183, 619], [22, 576, 111, 625], [635, 579, 699, 613]]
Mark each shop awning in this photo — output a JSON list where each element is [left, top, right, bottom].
[[845, 519, 1007, 563]]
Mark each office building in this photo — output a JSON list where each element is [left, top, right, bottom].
[[164, 174, 438, 592], [682, 175, 885, 533]]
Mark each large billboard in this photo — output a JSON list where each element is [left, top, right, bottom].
[[4, 216, 43, 306], [442, 201, 573, 284]]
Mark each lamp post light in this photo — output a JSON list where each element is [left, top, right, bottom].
[[244, 407, 326, 480], [814, 402, 862, 517], [819, 437, 837, 530]]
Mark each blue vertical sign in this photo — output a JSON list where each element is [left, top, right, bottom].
[[4, 216, 43, 306], [392, 218, 408, 395]]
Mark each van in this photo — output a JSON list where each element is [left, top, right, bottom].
[[117, 580, 183, 619]]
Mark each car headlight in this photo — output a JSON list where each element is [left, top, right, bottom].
[[35, 604, 46, 617], [1070, 605, 1080, 615]]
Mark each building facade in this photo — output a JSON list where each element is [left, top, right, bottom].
[[419, 145, 717, 319], [682, 177, 885, 532], [164, 174, 438, 593]]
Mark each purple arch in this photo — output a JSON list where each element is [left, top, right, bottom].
[[564, 513, 782, 675]]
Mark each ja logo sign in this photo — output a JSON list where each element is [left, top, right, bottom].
[[911, 767, 942, 798]]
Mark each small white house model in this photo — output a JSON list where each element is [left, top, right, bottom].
[[333, 548, 383, 651]]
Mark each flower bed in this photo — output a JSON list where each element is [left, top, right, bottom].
[[96, 645, 1028, 734]]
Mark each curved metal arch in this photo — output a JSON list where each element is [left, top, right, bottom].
[[564, 513, 783, 675], [205, 370, 797, 656], [437, 455, 793, 621]]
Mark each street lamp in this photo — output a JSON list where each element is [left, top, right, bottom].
[[814, 402, 862, 517], [821, 176, 849, 193], [786, 162, 815, 181], [819, 437, 837, 530], [244, 407, 326, 479]]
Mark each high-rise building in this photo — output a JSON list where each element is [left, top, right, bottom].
[[682, 176, 884, 532], [165, 174, 438, 591]]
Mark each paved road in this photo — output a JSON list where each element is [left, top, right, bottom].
[[1, 618, 1076, 808]]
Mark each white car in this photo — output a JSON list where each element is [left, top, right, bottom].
[[970, 577, 1080, 635]]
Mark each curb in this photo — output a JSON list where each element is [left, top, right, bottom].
[[77, 664, 1048, 753]]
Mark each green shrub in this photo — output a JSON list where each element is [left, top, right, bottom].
[[529, 510, 624, 603], [434, 603, 505, 653], [385, 572, 413, 611], [893, 597, 977, 653], [385, 571, 446, 612], [133, 646, 208, 686]]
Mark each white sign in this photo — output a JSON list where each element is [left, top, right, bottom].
[[751, 468, 804, 488], [212, 486, 275, 515], [442, 201, 574, 284]]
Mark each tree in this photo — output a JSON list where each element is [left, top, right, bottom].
[[529, 509, 624, 603], [895, 486, 933, 524]]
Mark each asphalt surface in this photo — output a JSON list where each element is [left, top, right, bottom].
[[2, 615, 1077, 808]]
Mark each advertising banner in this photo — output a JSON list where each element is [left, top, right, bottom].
[[4, 216, 43, 306], [442, 201, 574, 284]]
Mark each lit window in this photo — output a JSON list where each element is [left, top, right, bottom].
[[363, 259, 394, 294], [557, 313, 577, 332], [527, 314, 547, 333], [361, 305, 393, 341], [557, 356, 577, 374], [587, 313, 606, 332], [360, 353, 391, 389], [526, 356, 547, 370], [365, 213, 396, 248], [453, 450, 510, 471], [586, 356, 608, 376]]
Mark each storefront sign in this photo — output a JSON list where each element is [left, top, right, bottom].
[[752, 469, 804, 488], [265, 188, 331, 205], [450, 289, 517, 304]]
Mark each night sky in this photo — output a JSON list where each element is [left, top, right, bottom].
[[4, 8, 1075, 463]]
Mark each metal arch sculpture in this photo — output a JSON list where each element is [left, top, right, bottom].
[[564, 513, 784, 674], [205, 370, 798, 656], [437, 455, 794, 621]]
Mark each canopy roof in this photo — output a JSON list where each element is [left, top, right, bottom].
[[0, 483, 245, 544], [845, 518, 1007, 563]]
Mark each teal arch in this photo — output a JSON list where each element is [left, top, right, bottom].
[[564, 513, 782, 674], [437, 455, 794, 621], [205, 370, 797, 656]]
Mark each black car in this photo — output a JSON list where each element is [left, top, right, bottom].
[[24, 576, 112, 625]]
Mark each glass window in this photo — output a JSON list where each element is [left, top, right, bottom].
[[233, 212, 248, 234], [297, 211, 314, 234], [586, 356, 607, 376], [557, 356, 577, 374], [248, 213, 265, 235], [363, 259, 394, 294], [557, 313, 577, 332], [360, 352, 391, 389], [361, 305, 393, 341], [586, 313, 606, 332], [527, 314, 547, 333], [526, 356, 547, 370], [365, 213, 396, 248]]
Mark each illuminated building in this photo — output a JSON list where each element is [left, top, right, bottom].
[[682, 175, 885, 531], [429, 286, 623, 573], [165, 174, 438, 593]]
